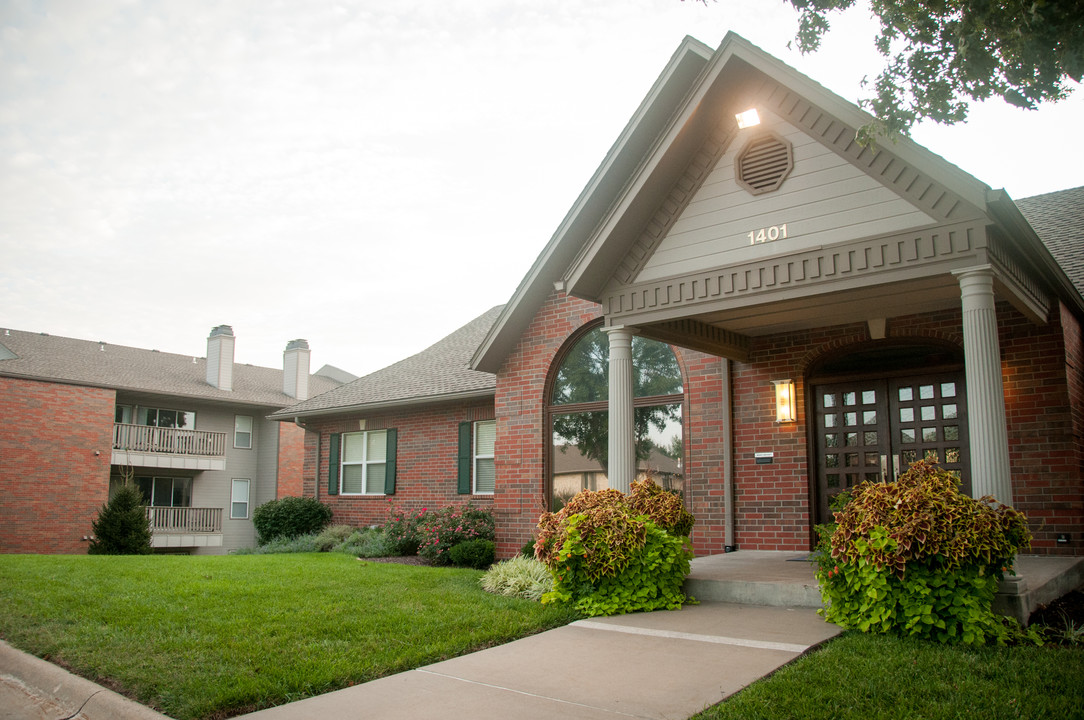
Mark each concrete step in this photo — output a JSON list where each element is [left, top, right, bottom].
[[683, 550, 824, 608]]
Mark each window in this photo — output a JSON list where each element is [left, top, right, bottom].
[[231, 479, 250, 519], [234, 415, 253, 449], [547, 325, 684, 509], [133, 476, 193, 507], [342, 430, 390, 495], [134, 406, 196, 429], [115, 404, 132, 423], [473, 420, 496, 494]]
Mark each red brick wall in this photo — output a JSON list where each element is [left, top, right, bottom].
[[0, 377, 114, 553], [276, 422, 306, 498], [300, 400, 495, 529]]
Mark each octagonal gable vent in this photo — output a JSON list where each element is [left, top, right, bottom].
[[736, 132, 793, 195]]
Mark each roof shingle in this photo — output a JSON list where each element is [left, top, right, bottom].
[[1015, 186, 1084, 298]]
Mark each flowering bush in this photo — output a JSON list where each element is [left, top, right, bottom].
[[383, 503, 429, 555], [417, 504, 495, 565]]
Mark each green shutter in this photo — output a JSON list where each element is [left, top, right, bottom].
[[383, 428, 398, 495], [457, 421, 472, 494], [328, 433, 340, 496]]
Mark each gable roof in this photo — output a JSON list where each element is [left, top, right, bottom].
[[472, 32, 1084, 372], [269, 306, 503, 420], [1015, 186, 1084, 298], [0, 329, 344, 409]]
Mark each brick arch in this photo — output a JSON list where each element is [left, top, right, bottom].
[[801, 325, 965, 379]]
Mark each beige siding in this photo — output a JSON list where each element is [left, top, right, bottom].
[[636, 115, 938, 284]]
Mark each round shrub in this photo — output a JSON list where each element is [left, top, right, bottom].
[[449, 539, 496, 569], [417, 504, 495, 565], [89, 483, 152, 555], [314, 524, 356, 552], [629, 479, 695, 537], [535, 487, 694, 617], [815, 460, 1032, 644], [252, 496, 333, 545], [481, 555, 554, 601]]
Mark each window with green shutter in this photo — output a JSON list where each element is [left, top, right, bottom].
[[340, 429, 396, 495], [473, 420, 496, 494]]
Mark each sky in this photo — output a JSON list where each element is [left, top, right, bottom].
[[2, 0, 1082, 380]]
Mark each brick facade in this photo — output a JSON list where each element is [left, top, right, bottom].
[[276, 422, 306, 498], [0, 377, 115, 553], [300, 399, 495, 530]]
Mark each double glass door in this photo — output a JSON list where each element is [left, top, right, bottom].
[[813, 372, 969, 523]]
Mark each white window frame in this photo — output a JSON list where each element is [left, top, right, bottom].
[[231, 479, 250, 519], [234, 415, 253, 449], [473, 420, 496, 495], [341, 430, 388, 496]]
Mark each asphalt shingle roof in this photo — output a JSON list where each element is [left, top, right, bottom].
[[0, 329, 342, 408], [1016, 185, 1084, 298], [270, 306, 504, 419]]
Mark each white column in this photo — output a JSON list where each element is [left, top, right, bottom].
[[604, 326, 636, 494], [955, 266, 1012, 504]]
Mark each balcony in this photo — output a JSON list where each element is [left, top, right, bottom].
[[112, 423, 228, 471], [147, 506, 223, 549]]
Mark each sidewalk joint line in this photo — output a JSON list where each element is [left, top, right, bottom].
[[570, 620, 810, 653], [415, 669, 648, 718]]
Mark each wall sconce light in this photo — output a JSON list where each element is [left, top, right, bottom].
[[772, 379, 796, 423], [736, 108, 761, 129]]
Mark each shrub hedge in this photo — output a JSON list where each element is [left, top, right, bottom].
[[252, 496, 333, 545]]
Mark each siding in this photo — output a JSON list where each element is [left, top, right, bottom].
[[636, 115, 937, 284]]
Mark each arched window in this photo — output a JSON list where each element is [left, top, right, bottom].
[[547, 325, 684, 509]]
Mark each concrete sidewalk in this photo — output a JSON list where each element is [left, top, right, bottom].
[[236, 603, 840, 720], [1, 603, 840, 720]]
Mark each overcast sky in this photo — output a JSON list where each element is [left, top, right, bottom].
[[2, 1, 1081, 381]]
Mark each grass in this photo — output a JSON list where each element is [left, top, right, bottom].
[[690, 630, 1084, 720], [0, 553, 579, 720]]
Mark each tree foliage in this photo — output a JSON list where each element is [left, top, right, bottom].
[[88, 483, 153, 555], [783, 0, 1083, 140]]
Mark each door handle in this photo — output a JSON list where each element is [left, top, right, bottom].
[[880, 454, 888, 482], [892, 454, 899, 480]]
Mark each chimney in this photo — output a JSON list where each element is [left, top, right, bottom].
[[206, 325, 235, 391], [283, 339, 310, 400]]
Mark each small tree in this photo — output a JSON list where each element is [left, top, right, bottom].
[[88, 483, 153, 555]]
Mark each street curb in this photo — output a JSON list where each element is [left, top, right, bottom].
[[0, 640, 172, 720]]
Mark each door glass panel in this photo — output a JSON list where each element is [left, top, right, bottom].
[[899, 387, 913, 402], [845, 453, 859, 467], [824, 414, 838, 428], [826, 454, 839, 468], [845, 432, 858, 446], [919, 385, 935, 399], [900, 408, 914, 423], [862, 390, 876, 404], [902, 449, 918, 465], [901, 428, 916, 443], [827, 475, 840, 488], [922, 427, 938, 442], [864, 452, 879, 466], [921, 406, 936, 421], [944, 425, 959, 441], [924, 449, 940, 462], [823, 394, 837, 408], [844, 412, 857, 426], [865, 472, 879, 482], [946, 448, 961, 462], [943, 404, 958, 419], [825, 433, 839, 447], [864, 431, 878, 444], [863, 410, 877, 424], [941, 382, 956, 397], [843, 392, 857, 406], [846, 473, 859, 487]]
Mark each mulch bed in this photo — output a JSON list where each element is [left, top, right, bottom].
[[1028, 588, 1084, 645]]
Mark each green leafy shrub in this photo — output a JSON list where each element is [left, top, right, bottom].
[[383, 504, 428, 555], [449, 539, 496, 569], [520, 538, 537, 558], [88, 483, 153, 555], [535, 486, 694, 617], [814, 461, 1032, 644], [252, 496, 333, 545], [481, 556, 554, 601], [313, 524, 356, 552], [417, 504, 496, 566]]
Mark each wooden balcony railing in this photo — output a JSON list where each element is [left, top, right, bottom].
[[146, 506, 223, 534], [113, 423, 227, 457]]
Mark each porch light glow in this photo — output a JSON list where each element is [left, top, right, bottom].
[[736, 108, 761, 129], [772, 379, 796, 423]]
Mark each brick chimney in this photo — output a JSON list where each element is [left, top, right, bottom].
[[283, 339, 310, 400], [206, 325, 235, 391]]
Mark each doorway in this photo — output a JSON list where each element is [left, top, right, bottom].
[[810, 345, 969, 524]]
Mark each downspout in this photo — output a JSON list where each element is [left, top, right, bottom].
[[721, 358, 737, 552]]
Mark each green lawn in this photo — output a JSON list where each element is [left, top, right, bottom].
[[0, 553, 579, 720], [692, 631, 1084, 720]]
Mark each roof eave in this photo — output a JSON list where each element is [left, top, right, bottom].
[[269, 387, 496, 422]]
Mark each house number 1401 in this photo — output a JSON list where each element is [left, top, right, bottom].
[[748, 224, 789, 245]]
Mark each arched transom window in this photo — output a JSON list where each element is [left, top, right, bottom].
[[547, 326, 684, 509]]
